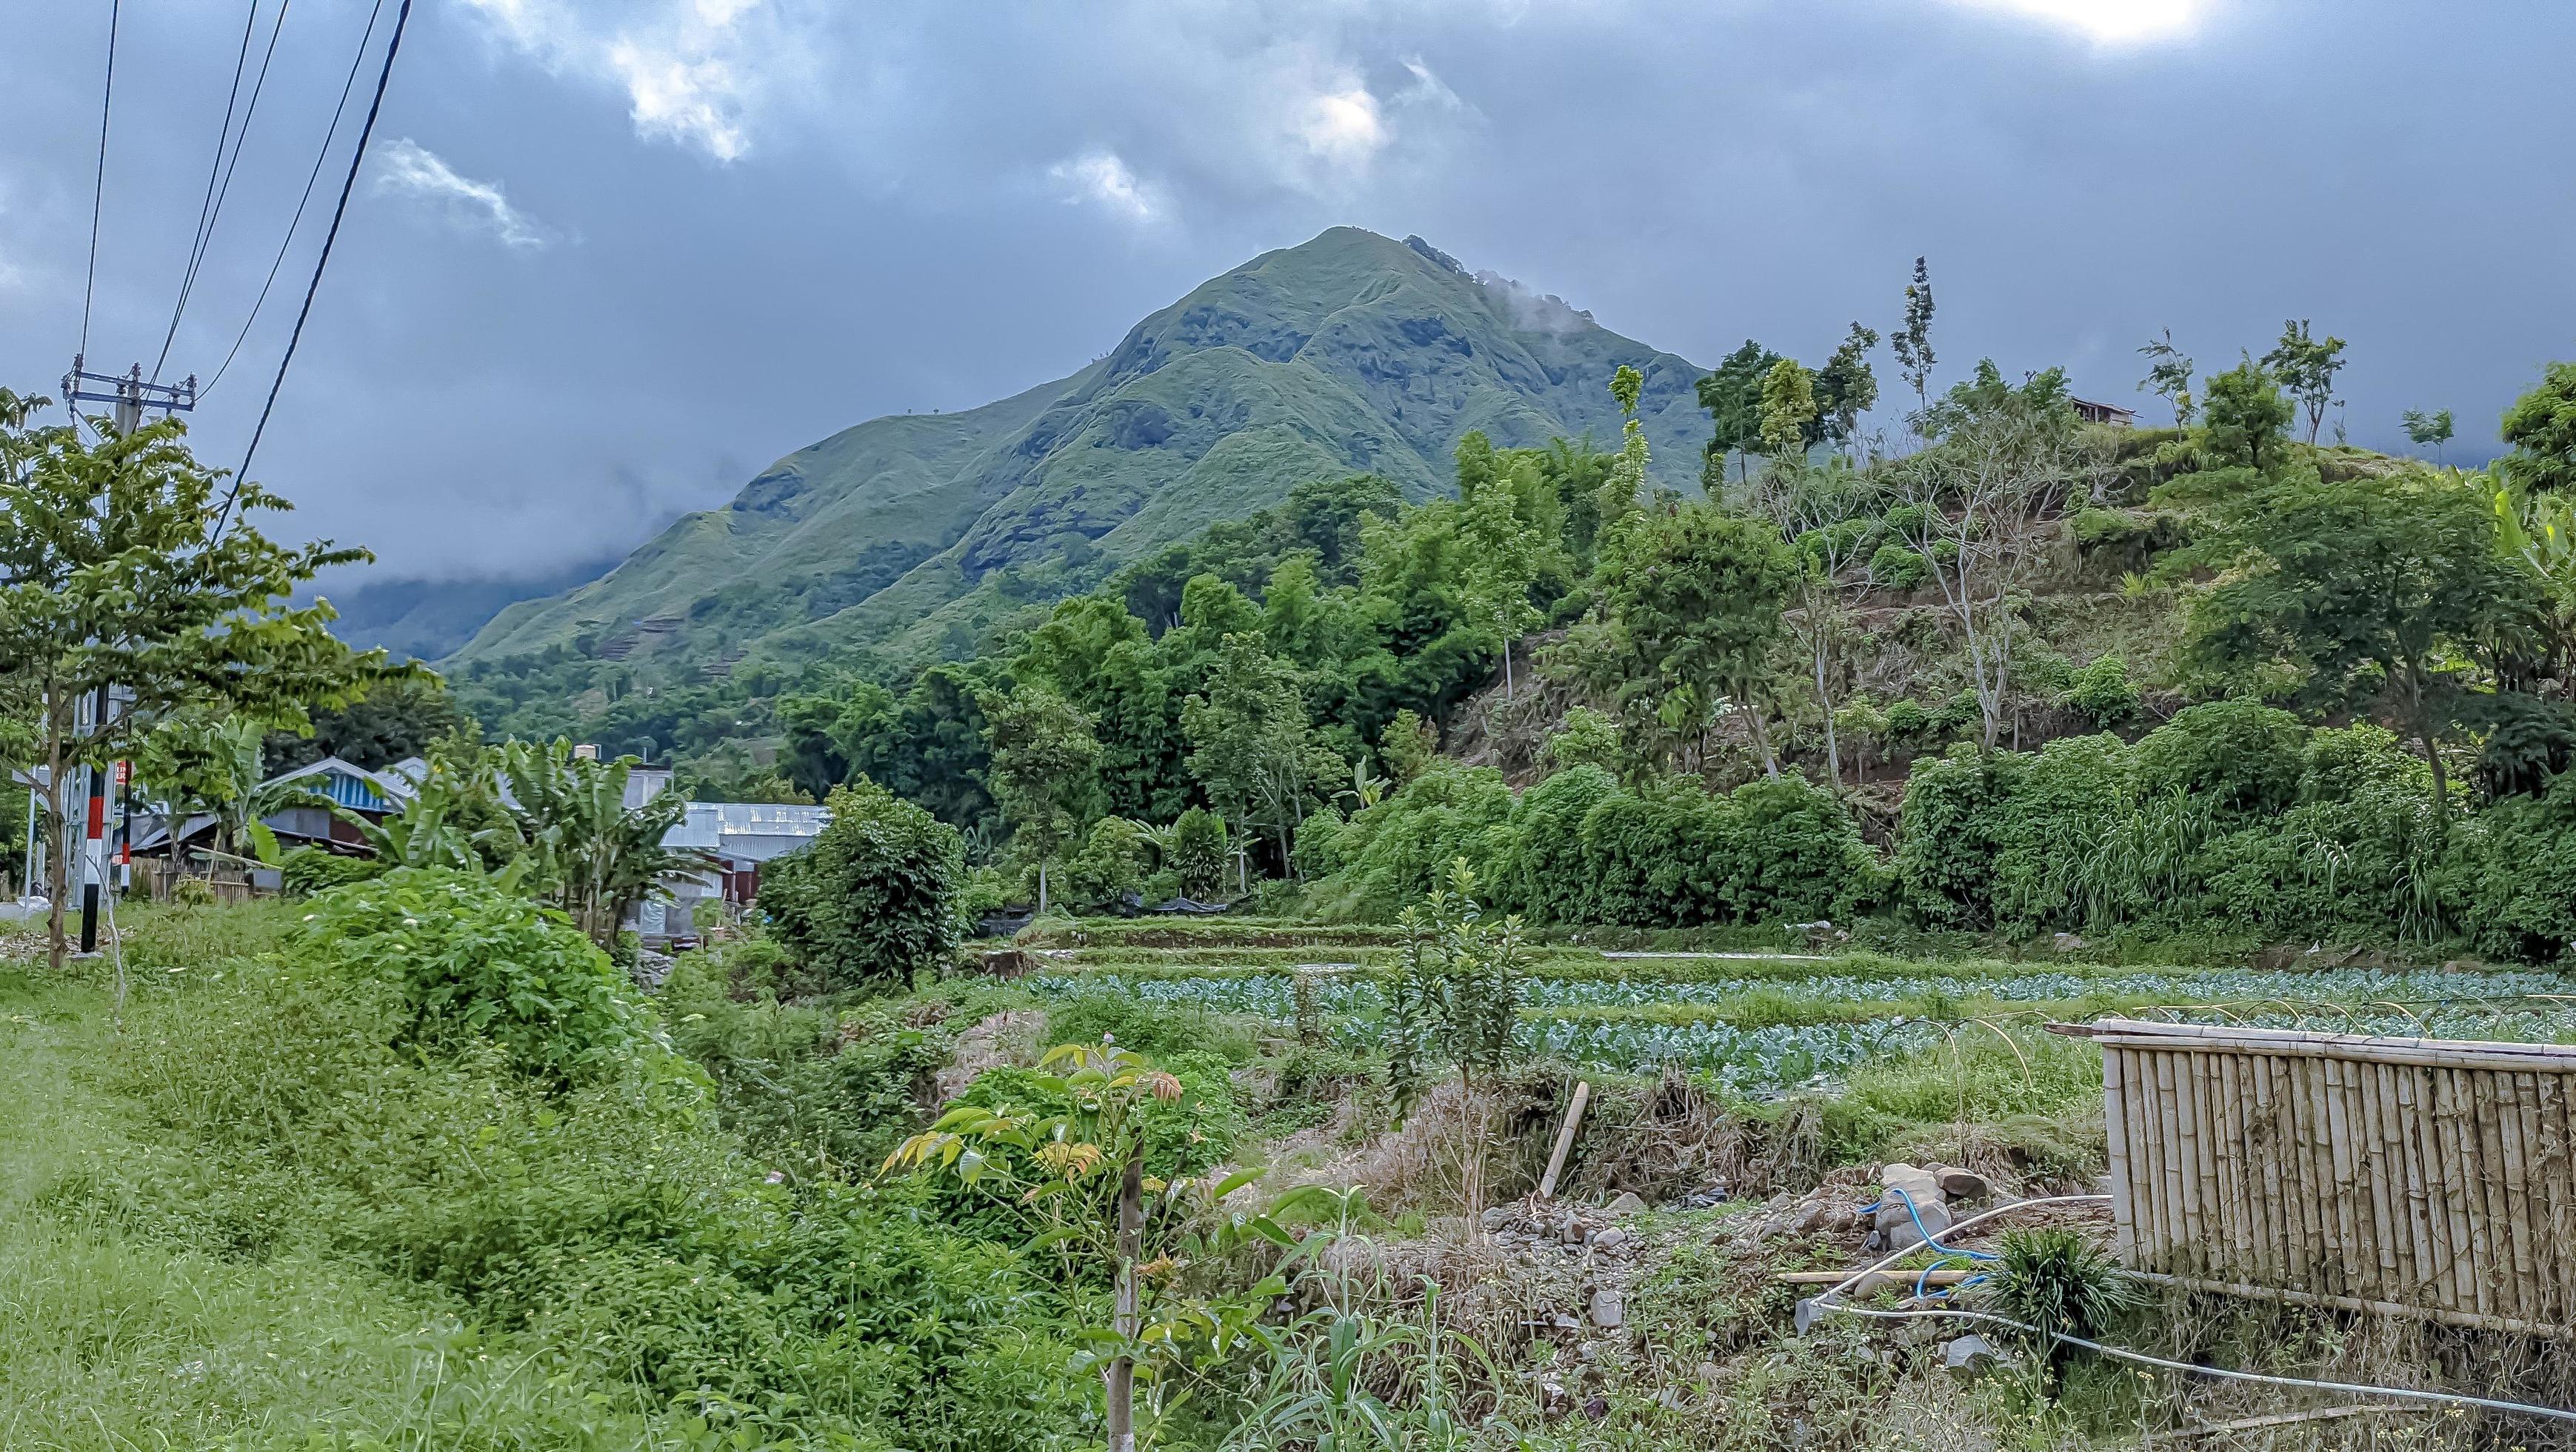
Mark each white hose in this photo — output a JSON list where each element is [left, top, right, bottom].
[[1802, 1193, 2576, 1427]]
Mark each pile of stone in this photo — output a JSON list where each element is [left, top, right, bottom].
[[1863, 1162, 1991, 1255]]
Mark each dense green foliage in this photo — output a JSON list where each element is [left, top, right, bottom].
[[293, 867, 687, 1087], [759, 780, 966, 990], [1305, 759, 1885, 928]]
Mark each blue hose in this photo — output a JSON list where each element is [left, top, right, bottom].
[[1887, 1185, 1999, 1262]]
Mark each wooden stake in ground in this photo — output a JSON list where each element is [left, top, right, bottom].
[[1539, 1080, 1591, 1199]]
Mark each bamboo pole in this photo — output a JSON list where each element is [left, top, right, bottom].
[[2103, 1045, 2135, 1262], [1536, 1079, 1589, 1200]]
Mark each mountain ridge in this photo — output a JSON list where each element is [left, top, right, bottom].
[[451, 227, 1712, 676]]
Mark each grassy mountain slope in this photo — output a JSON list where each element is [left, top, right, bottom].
[[318, 554, 629, 663], [452, 227, 1710, 676]]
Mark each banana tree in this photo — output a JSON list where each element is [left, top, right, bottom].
[[493, 739, 706, 948]]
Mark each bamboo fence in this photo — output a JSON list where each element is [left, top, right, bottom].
[[2052, 1018, 2576, 1336]]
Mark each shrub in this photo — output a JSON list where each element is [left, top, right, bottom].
[[1866, 541, 1928, 591], [1167, 806, 1230, 899], [1494, 764, 1620, 921], [1290, 808, 1349, 881], [2058, 654, 2141, 729], [280, 847, 382, 896], [760, 779, 964, 990], [1541, 706, 1623, 774], [1895, 746, 2022, 927], [1986, 734, 2131, 930], [2132, 699, 2306, 816], [2458, 770, 2576, 960], [1313, 763, 1514, 919], [293, 867, 681, 1088], [1063, 816, 1152, 911], [1986, 1226, 2139, 1365]]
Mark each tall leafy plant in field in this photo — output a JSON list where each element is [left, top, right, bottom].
[[1385, 861, 1526, 1222], [294, 865, 696, 1093], [887, 1043, 1284, 1452]]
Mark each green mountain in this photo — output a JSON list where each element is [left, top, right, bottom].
[[452, 227, 1711, 676]]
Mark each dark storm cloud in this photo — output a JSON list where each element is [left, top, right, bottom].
[[4, 1, 2572, 586]]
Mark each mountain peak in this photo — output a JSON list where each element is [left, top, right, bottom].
[[455, 232, 1711, 674]]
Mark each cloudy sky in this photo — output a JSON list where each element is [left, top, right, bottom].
[[5, 0, 2572, 587]]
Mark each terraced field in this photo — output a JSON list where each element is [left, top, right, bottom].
[[1016, 920, 2576, 1092]]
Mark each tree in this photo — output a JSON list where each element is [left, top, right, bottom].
[[1601, 364, 1654, 523], [1758, 358, 1820, 469], [1570, 501, 1798, 776], [1181, 634, 1329, 876], [982, 686, 1103, 914], [1695, 340, 1783, 490], [2260, 319, 2348, 446], [761, 779, 965, 989], [1755, 464, 1875, 783], [2498, 362, 2576, 496], [1456, 439, 1551, 702], [2401, 408, 2456, 466], [1887, 362, 2100, 749], [2138, 327, 2195, 427], [264, 673, 473, 773], [492, 739, 704, 948], [133, 711, 326, 866], [2198, 359, 2297, 479], [0, 396, 375, 969], [2182, 468, 2535, 814], [1814, 322, 1881, 449], [1891, 256, 1938, 424]]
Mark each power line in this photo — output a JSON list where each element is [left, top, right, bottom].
[[156, 0, 291, 383], [76, 0, 121, 364], [221, 0, 413, 537], [204, 0, 384, 399]]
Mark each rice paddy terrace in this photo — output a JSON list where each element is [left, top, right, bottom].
[[1015, 919, 2576, 1093]]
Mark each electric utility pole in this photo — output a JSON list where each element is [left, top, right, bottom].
[[57, 358, 192, 953]]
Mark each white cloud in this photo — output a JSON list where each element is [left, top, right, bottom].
[[373, 139, 559, 247], [456, 0, 813, 161], [1297, 86, 1388, 166], [1949, 0, 2206, 44], [1397, 56, 1464, 111], [607, 43, 751, 160], [1050, 150, 1164, 222]]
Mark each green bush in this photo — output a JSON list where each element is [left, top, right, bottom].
[[2457, 770, 2576, 960], [1291, 808, 1350, 881], [1867, 541, 1929, 591], [2132, 699, 2306, 816], [760, 779, 965, 990], [2058, 654, 2141, 729], [279, 846, 383, 896], [294, 867, 682, 1088], [1063, 815, 1152, 911], [1987, 734, 2130, 930], [1493, 763, 1621, 922], [1895, 746, 2023, 927], [1541, 705, 1623, 773], [1309, 762, 1515, 919]]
